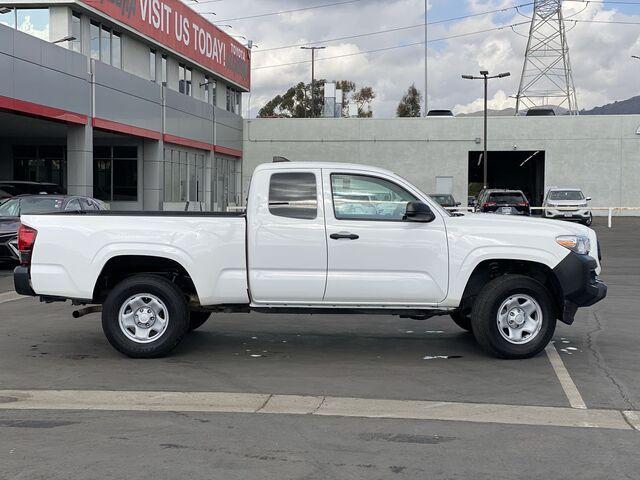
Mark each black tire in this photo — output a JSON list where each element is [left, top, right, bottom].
[[188, 311, 211, 332], [450, 311, 473, 332], [583, 215, 593, 227], [102, 275, 189, 358], [471, 274, 556, 359]]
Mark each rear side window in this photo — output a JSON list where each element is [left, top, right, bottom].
[[268, 172, 317, 220]]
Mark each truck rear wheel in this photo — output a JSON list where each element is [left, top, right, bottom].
[[102, 275, 189, 358], [450, 311, 472, 332], [471, 274, 556, 359], [188, 311, 211, 332]]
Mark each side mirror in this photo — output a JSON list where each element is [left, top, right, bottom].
[[586, 197, 592, 202], [404, 201, 436, 223]]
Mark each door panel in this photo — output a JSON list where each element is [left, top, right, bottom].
[[247, 169, 327, 303], [323, 170, 448, 305]]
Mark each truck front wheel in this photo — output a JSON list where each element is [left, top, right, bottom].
[[102, 275, 189, 358], [471, 274, 556, 359]]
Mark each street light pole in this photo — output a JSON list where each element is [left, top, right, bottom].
[[301, 46, 326, 118], [461, 70, 511, 189], [424, 0, 428, 116]]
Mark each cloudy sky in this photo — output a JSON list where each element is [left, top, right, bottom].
[[183, 0, 640, 117]]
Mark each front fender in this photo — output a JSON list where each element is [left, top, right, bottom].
[[443, 245, 567, 307]]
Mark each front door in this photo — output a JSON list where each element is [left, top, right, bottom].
[[322, 170, 448, 305], [247, 168, 327, 304]]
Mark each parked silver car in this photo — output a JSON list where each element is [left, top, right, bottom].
[[543, 187, 592, 226]]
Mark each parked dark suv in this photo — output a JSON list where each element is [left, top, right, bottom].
[[475, 189, 531, 216]]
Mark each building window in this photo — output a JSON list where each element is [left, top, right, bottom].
[[13, 146, 67, 193], [163, 148, 205, 203], [100, 26, 111, 64], [0, 7, 15, 28], [15, 8, 49, 41], [70, 12, 81, 53], [179, 64, 192, 96], [161, 55, 167, 87], [203, 76, 209, 103], [90, 21, 100, 60], [112, 31, 121, 68], [93, 146, 138, 202], [226, 88, 240, 114], [149, 49, 156, 82], [89, 20, 121, 68], [211, 157, 242, 212]]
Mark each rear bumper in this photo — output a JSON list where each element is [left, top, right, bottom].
[[553, 252, 607, 324], [13, 266, 36, 296]]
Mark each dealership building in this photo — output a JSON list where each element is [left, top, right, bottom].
[[242, 115, 640, 214], [0, 0, 249, 211]]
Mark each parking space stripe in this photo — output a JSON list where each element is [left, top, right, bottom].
[[545, 343, 588, 409], [0, 292, 25, 305], [622, 411, 640, 431], [0, 389, 634, 431]]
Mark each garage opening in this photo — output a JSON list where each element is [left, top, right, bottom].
[[468, 151, 545, 206]]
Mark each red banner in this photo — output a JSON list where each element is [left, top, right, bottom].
[[82, 0, 250, 91]]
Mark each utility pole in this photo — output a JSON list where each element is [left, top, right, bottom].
[[301, 46, 326, 118], [424, 0, 428, 116], [461, 70, 511, 189]]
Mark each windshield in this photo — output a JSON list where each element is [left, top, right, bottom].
[[0, 197, 65, 216], [488, 192, 526, 204], [548, 190, 584, 201]]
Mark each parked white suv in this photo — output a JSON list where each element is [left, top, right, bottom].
[[14, 162, 606, 360], [543, 188, 592, 226]]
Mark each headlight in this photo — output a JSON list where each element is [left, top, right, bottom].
[[556, 235, 591, 255]]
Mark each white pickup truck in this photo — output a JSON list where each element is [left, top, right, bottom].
[[14, 161, 607, 359]]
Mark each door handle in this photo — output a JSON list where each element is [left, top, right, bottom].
[[330, 232, 359, 240]]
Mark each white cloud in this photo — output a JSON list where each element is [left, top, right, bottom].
[[198, 0, 640, 117]]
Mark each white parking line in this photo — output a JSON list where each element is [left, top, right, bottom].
[[545, 343, 588, 410], [0, 291, 26, 305], [0, 389, 634, 431]]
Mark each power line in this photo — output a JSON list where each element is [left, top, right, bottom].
[[255, 2, 536, 53], [252, 21, 531, 70], [215, 0, 367, 22]]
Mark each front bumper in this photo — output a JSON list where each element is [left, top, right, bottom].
[[545, 208, 591, 221], [13, 266, 36, 296], [553, 252, 607, 324]]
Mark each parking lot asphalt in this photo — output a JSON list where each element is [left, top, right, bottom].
[[0, 217, 638, 479]]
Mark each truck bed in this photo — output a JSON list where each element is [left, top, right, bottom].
[[21, 212, 249, 306]]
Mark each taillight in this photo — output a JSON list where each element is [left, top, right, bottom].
[[17, 224, 37, 266], [484, 202, 497, 208], [517, 202, 529, 207]]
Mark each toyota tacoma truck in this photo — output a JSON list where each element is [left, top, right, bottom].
[[14, 162, 607, 359]]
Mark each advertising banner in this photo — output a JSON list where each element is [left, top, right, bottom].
[[82, 0, 250, 90]]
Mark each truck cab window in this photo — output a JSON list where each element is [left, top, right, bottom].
[[331, 174, 416, 221], [269, 172, 317, 220]]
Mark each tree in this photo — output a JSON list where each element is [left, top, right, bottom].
[[258, 80, 376, 118], [353, 86, 375, 118], [396, 83, 422, 117]]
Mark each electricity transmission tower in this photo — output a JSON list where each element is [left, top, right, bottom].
[[515, 0, 579, 115]]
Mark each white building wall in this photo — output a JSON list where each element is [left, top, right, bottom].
[[243, 116, 640, 214]]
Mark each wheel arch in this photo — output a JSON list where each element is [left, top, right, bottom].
[[458, 258, 564, 322], [92, 255, 199, 305]]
